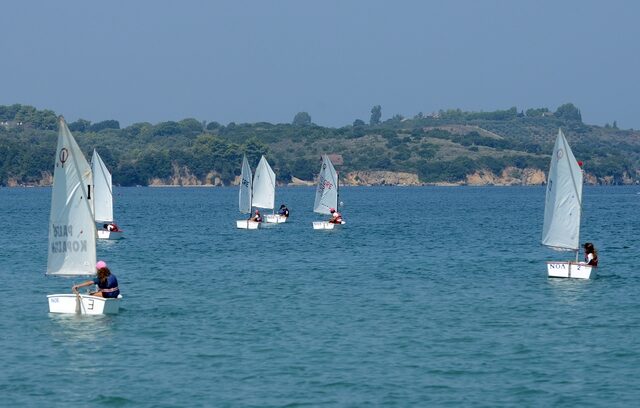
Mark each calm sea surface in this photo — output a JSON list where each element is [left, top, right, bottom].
[[1, 186, 639, 407]]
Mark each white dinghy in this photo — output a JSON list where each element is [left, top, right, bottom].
[[47, 117, 122, 314], [253, 155, 281, 224], [92, 149, 123, 240], [236, 155, 259, 229], [542, 128, 594, 279], [312, 154, 345, 230], [254, 156, 286, 224]]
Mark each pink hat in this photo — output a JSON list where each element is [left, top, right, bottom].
[[96, 260, 107, 270]]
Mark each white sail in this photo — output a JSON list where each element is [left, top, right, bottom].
[[239, 155, 253, 214], [252, 155, 275, 210], [47, 117, 97, 277], [91, 149, 114, 223], [313, 154, 339, 215], [542, 129, 583, 251]]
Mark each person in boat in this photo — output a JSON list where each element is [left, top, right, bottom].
[[583, 242, 598, 266], [329, 208, 343, 224], [72, 261, 120, 298], [103, 223, 120, 232], [250, 209, 263, 223], [278, 204, 290, 218]]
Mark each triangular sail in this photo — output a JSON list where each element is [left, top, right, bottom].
[[313, 155, 339, 215], [239, 155, 252, 214], [91, 149, 114, 223], [542, 129, 583, 251], [47, 117, 97, 276], [252, 155, 275, 210]]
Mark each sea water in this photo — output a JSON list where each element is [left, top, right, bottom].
[[1, 186, 639, 407]]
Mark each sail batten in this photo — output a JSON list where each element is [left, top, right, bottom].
[[47, 117, 97, 277], [313, 155, 339, 215], [541, 129, 583, 251], [239, 155, 253, 214], [91, 149, 114, 223], [252, 156, 275, 210]]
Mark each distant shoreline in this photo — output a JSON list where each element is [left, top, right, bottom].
[[4, 183, 639, 189]]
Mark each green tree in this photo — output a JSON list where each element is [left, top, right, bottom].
[[292, 112, 311, 126], [554, 103, 582, 122], [179, 118, 204, 133], [525, 107, 549, 117], [69, 119, 91, 132], [370, 105, 381, 125], [90, 120, 120, 132], [206, 121, 221, 131]]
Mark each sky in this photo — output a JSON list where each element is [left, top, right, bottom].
[[1, 0, 639, 129]]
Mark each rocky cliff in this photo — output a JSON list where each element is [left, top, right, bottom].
[[342, 171, 421, 186], [466, 167, 546, 186]]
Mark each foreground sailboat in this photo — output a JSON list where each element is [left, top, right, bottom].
[[542, 128, 594, 279], [236, 155, 259, 229], [47, 117, 122, 314], [92, 149, 123, 240], [312, 154, 345, 230]]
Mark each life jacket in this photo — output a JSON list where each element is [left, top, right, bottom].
[[586, 253, 598, 267]]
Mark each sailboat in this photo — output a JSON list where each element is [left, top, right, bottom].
[[236, 155, 259, 229], [252, 155, 279, 224], [92, 149, 123, 240], [47, 117, 122, 314], [312, 154, 345, 230], [253, 156, 285, 224], [542, 128, 595, 279]]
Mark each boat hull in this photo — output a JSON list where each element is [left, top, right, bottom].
[[236, 220, 260, 229], [312, 221, 345, 230], [547, 262, 595, 280], [265, 214, 287, 223], [47, 294, 122, 315], [97, 230, 124, 240]]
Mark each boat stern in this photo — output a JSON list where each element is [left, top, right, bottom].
[[547, 262, 595, 280], [47, 294, 122, 315]]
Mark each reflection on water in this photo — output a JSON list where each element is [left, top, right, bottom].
[[547, 277, 594, 305], [48, 313, 115, 344]]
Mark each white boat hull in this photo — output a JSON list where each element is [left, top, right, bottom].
[[547, 262, 595, 280], [97, 230, 124, 240], [47, 294, 122, 315], [312, 221, 345, 230], [265, 214, 287, 223], [236, 220, 260, 229]]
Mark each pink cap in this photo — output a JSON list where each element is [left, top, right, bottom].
[[96, 260, 107, 270]]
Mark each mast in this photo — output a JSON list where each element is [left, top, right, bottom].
[[336, 170, 340, 211], [575, 159, 585, 262]]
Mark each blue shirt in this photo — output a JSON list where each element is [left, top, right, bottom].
[[92, 274, 120, 297]]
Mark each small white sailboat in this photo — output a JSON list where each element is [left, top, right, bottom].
[[253, 156, 286, 224], [542, 128, 594, 279], [236, 155, 259, 229], [253, 155, 280, 224], [92, 149, 123, 240], [47, 117, 122, 314], [312, 154, 345, 230]]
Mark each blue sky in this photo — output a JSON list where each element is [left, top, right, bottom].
[[1, 0, 639, 128]]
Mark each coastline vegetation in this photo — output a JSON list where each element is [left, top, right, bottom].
[[1, 103, 638, 186]]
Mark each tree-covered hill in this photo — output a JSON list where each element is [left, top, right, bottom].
[[1, 103, 639, 186]]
